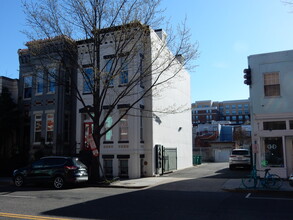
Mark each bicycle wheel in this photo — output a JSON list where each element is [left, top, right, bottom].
[[265, 174, 282, 189], [242, 177, 258, 188]]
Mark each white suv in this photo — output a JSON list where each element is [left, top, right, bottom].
[[229, 149, 251, 170]]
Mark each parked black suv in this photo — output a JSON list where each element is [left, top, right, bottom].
[[13, 156, 88, 189]]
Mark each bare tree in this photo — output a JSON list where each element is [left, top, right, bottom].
[[21, 0, 198, 181], [233, 127, 251, 147]]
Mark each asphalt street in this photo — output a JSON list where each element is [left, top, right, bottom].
[[0, 163, 292, 220]]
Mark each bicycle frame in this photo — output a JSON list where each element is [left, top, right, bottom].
[[242, 166, 282, 189]]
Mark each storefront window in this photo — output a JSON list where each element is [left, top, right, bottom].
[[262, 137, 284, 167], [263, 121, 286, 130], [290, 120, 293, 129]]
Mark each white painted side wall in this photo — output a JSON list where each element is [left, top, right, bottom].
[[249, 50, 293, 115], [149, 30, 193, 171]]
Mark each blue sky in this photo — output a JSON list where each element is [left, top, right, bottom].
[[1, 0, 293, 102]]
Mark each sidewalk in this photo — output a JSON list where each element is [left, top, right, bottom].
[[0, 176, 185, 189], [2, 176, 293, 192], [222, 178, 293, 192], [106, 176, 188, 189]]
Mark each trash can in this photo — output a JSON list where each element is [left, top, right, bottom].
[[197, 155, 202, 165], [193, 155, 197, 165], [193, 155, 202, 165]]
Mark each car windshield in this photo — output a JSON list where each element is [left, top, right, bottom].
[[232, 150, 249, 156]]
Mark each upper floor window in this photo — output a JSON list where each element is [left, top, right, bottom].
[[232, 110, 236, 115], [225, 105, 230, 109], [36, 70, 43, 95], [83, 67, 93, 94], [48, 68, 56, 93], [264, 72, 280, 97], [225, 110, 230, 115], [105, 59, 114, 86], [104, 114, 113, 142], [244, 104, 249, 109], [24, 75, 32, 99], [119, 57, 128, 85], [231, 105, 236, 109], [238, 104, 242, 109]]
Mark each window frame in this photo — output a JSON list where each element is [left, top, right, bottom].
[[264, 72, 280, 97], [119, 57, 128, 85], [103, 159, 113, 177], [23, 75, 33, 99], [47, 68, 56, 94], [118, 159, 129, 177], [262, 137, 284, 167], [36, 70, 44, 95], [104, 113, 113, 142], [34, 114, 42, 144], [46, 113, 54, 143], [119, 110, 128, 142], [83, 67, 94, 94], [105, 58, 114, 86]]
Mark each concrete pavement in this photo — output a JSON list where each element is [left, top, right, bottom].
[[222, 178, 293, 192], [1, 163, 293, 192]]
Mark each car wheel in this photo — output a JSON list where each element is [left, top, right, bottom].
[[53, 176, 65, 189], [14, 175, 24, 187]]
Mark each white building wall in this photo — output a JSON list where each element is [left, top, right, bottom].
[[149, 29, 193, 171], [75, 26, 192, 178]]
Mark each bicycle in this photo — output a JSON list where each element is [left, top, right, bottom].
[[242, 166, 282, 189]]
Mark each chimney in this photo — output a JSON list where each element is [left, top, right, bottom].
[[155, 29, 167, 43], [176, 54, 185, 64]]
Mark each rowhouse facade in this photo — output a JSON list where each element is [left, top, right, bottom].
[[18, 37, 77, 159], [75, 26, 192, 179], [18, 24, 192, 179]]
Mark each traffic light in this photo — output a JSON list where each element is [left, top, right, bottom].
[[243, 67, 252, 85]]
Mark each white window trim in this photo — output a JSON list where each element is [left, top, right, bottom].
[[33, 113, 43, 144], [45, 113, 54, 144]]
